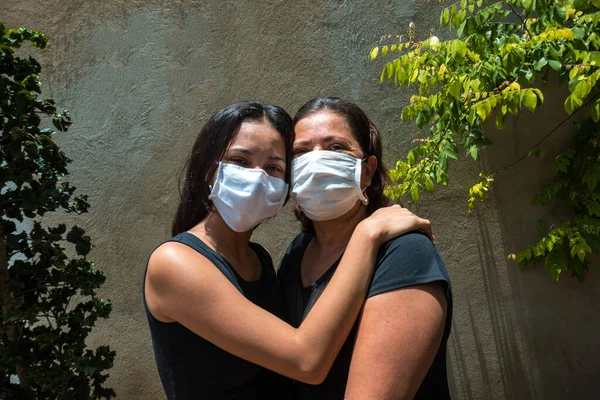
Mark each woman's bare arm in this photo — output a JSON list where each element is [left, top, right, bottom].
[[146, 205, 431, 384], [344, 283, 447, 399]]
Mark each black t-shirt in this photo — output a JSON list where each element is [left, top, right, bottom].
[[143, 232, 291, 400], [278, 231, 453, 400]]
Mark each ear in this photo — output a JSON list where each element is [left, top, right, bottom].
[[361, 155, 378, 188]]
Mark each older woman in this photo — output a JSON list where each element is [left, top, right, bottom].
[[279, 97, 452, 399]]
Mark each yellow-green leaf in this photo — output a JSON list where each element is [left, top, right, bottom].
[[451, 40, 467, 58], [476, 99, 492, 121], [411, 183, 420, 202], [426, 178, 434, 192], [370, 47, 379, 60], [522, 90, 538, 113], [449, 79, 462, 97], [386, 63, 393, 79]]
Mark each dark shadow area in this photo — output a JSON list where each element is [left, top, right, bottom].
[[482, 81, 600, 399]]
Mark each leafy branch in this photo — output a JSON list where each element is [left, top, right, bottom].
[[0, 24, 115, 398], [369, 0, 600, 281]]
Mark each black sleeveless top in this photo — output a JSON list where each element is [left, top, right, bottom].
[[143, 232, 291, 399]]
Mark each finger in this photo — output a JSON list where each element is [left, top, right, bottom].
[[420, 218, 434, 241]]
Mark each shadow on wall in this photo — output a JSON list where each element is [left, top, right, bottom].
[[451, 81, 600, 399]]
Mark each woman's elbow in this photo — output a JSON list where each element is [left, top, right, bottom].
[[292, 348, 330, 384], [294, 363, 328, 385], [289, 333, 332, 384]]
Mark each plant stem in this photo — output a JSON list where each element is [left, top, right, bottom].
[[494, 92, 600, 174], [504, 0, 532, 37]]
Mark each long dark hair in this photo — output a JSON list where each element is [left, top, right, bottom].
[[293, 97, 392, 229], [171, 100, 294, 236]]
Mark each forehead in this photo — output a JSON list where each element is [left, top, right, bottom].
[[228, 119, 285, 152], [294, 111, 355, 144]]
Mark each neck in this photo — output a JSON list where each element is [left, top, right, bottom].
[[188, 211, 253, 259], [311, 202, 367, 250]]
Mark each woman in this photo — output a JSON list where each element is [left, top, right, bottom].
[[143, 100, 433, 399], [279, 97, 452, 399]]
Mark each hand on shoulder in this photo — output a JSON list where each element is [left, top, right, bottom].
[[357, 205, 434, 245]]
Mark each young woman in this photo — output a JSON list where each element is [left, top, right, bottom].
[[279, 97, 452, 399], [143, 100, 433, 399]]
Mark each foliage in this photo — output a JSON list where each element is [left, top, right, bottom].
[[0, 24, 115, 398], [370, 0, 600, 280], [515, 119, 600, 281]]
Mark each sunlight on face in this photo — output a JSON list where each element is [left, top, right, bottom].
[[222, 119, 287, 179], [293, 111, 363, 160]]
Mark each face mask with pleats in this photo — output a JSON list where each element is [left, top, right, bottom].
[[209, 162, 288, 232], [291, 150, 367, 221]]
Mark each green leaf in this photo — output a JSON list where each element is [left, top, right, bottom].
[[426, 177, 435, 192], [535, 57, 548, 71], [476, 99, 492, 121], [445, 147, 459, 160], [441, 8, 450, 25], [522, 90, 538, 113], [451, 40, 467, 59], [565, 95, 582, 115], [591, 101, 600, 123], [548, 59, 562, 71], [573, 26, 586, 40], [468, 144, 479, 160], [457, 20, 466, 37], [370, 47, 379, 60], [385, 63, 393, 79], [449, 79, 462, 97], [407, 149, 416, 166], [411, 183, 420, 202]]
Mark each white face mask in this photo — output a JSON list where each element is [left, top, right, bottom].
[[291, 151, 368, 221], [209, 162, 288, 232]]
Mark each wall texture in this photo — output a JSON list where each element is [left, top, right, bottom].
[[3, 1, 599, 398]]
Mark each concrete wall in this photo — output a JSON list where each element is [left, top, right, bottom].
[[4, 1, 599, 398]]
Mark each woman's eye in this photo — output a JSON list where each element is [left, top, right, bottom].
[[229, 158, 248, 166], [292, 149, 308, 157], [267, 165, 284, 173], [329, 144, 346, 151]]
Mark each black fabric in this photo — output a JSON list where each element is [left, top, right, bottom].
[[278, 231, 453, 400], [143, 232, 291, 400]]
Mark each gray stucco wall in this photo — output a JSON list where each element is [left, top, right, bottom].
[[4, 1, 599, 398]]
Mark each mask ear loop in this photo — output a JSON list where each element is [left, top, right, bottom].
[[359, 157, 371, 206]]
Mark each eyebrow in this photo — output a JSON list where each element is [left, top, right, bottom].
[[293, 135, 351, 147], [227, 147, 285, 162]]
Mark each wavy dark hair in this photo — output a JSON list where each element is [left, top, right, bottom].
[[171, 100, 294, 236], [293, 97, 392, 230]]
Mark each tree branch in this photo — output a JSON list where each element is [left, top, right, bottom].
[[494, 92, 600, 175], [504, 0, 532, 37]]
